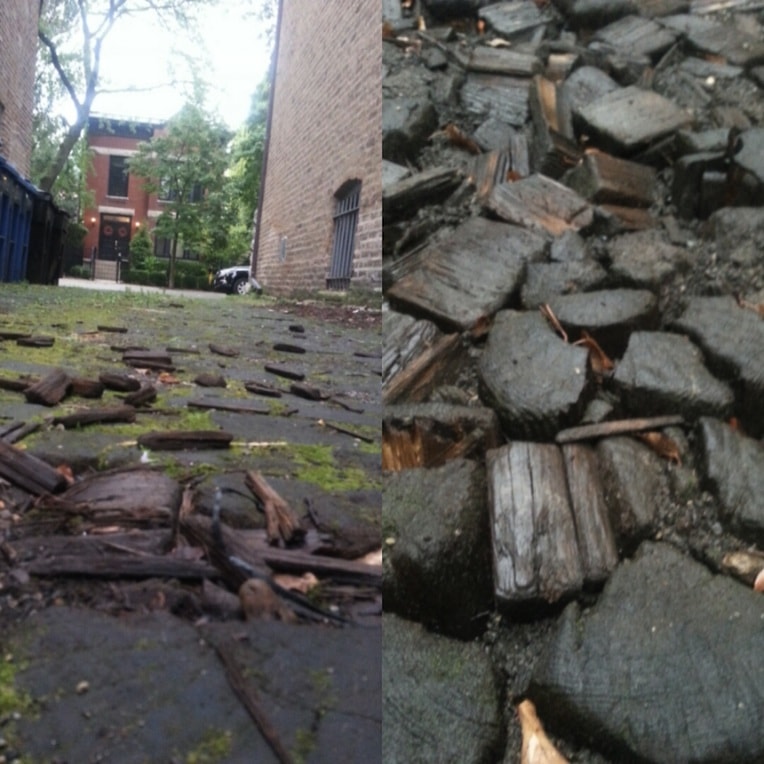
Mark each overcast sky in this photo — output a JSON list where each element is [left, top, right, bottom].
[[91, 3, 272, 129]]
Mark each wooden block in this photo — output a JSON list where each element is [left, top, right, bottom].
[[461, 73, 530, 127], [467, 47, 542, 77], [564, 150, 656, 207], [0, 439, 68, 494], [383, 166, 463, 224], [51, 405, 137, 428], [24, 367, 71, 406], [592, 15, 677, 61], [561, 444, 619, 584], [529, 75, 582, 178], [576, 86, 692, 155], [137, 430, 233, 451], [485, 173, 594, 236], [487, 442, 583, 608]]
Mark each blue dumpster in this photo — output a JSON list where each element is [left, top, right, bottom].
[[0, 157, 35, 283]]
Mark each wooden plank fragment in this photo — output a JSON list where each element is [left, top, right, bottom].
[[529, 75, 582, 179], [51, 405, 137, 429], [486, 173, 594, 236], [555, 415, 685, 443], [467, 47, 542, 76], [245, 470, 305, 546], [562, 444, 619, 584], [383, 165, 463, 224], [244, 382, 283, 398], [487, 442, 583, 608], [17, 335, 55, 347], [272, 343, 306, 354], [209, 343, 240, 358], [0, 375, 38, 392], [99, 372, 141, 392], [264, 364, 305, 381], [123, 385, 157, 407], [69, 377, 105, 399], [288, 382, 323, 401], [137, 430, 233, 451], [383, 332, 463, 404], [24, 368, 71, 406], [24, 553, 217, 580], [188, 398, 270, 415], [0, 439, 68, 494]]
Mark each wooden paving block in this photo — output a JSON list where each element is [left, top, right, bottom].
[[592, 15, 677, 60], [467, 47, 542, 77], [383, 165, 463, 224], [485, 173, 594, 236], [562, 444, 619, 584], [576, 86, 692, 155], [24, 367, 71, 406], [461, 73, 530, 127], [564, 150, 656, 207], [0, 439, 68, 495], [529, 75, 582, 178], [487, 442, 583, 608], [386, 215, 548, 330]]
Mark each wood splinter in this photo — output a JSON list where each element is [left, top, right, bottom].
[[245, 470, 305, 546]]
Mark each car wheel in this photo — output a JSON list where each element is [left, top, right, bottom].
[[232, 277, 250, 295]]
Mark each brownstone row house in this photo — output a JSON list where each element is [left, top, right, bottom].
[[253, 0, 382, 293], [81, 117, 173, 280]]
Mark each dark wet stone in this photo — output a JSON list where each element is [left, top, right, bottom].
[[606, 229, 691, 289], [383, 459, 493, 637], [613, 331, 734, 420], [547, 288, 658, 357], [479, 311, 591, 440], [671, 296, 764, 435], [697, 417, 764, 544], [596, 436, 667, 551], [521, 260, 608, 309], [383, 613, 503, 764], [530, 541, 764, 764]]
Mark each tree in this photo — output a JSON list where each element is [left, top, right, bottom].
[[128, 100, 231, 288], [35, 0, 217, 193]]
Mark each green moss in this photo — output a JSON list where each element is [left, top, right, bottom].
[[184, 728, 233, 763], [291, 728, 317, 764], [291, 444, 371, 491], [0, 655, 35, 717]]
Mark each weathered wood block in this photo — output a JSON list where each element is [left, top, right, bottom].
[[467, 47, 542, 77], [529, 76, 582, 179], [479, 0, 554, 40], [576, 86, 692, 155], [487, 442, 583, 608], [564, 150, 656, 207], [461, 73, 530, 127], [24, 367, 71, 406], [383, 166, 463, 224], [0, 439, 68, 495], [386, 216, 548, 331], [561, 444, 619, 584], [485, 173, 594, 236], [591, 15, 677, 60]]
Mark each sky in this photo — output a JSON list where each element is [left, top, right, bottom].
[[90, 3, 273, 130]]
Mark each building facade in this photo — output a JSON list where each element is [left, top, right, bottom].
[[82, 117, 165, 276], [254, 0, 382, 293], [0, 0, 39, 176]]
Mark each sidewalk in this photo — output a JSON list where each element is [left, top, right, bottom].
[[59, 276, 227, 300]]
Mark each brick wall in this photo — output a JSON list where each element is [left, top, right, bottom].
[[255, 0, 382, 294], [0, 0, 39, 176]]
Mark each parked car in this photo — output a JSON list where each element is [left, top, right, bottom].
[[212, 265, 261, 295]]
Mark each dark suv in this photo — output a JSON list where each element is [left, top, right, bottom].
[[212, 265, 254, 295]]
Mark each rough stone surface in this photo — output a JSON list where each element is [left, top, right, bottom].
[[479, 310, 591, 439], [382, 613, 504, 764], [596, 436, 668, 551], [697, 417, 764, 544], [383, 459, 494, 637], [529, 541, 764, 764], [613, 330, 734, 420], [521, 260, 608, 308], [606, 229, 691, 289]]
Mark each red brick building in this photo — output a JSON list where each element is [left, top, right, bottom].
[[81, 117, 165, 277], [0, 0, 39, 176], [254, 0, 382, 293]]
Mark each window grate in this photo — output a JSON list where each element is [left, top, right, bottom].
[[326, 180, 361, 290]]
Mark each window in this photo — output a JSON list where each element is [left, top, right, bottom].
[[158, 180, 203, 203], [326, 180, 361, 290], [107, 155, 129, 197]]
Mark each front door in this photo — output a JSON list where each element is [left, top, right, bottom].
[[98, 214, 132, 261]]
